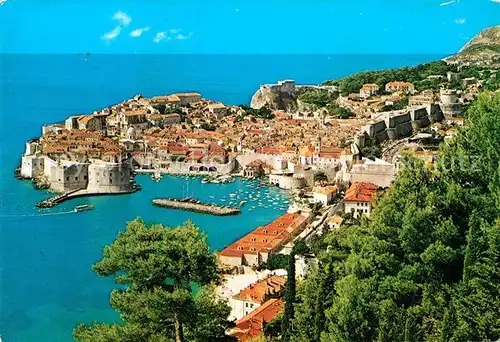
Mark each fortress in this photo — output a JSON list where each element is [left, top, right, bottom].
[[356, 104, 444, 147], [20, 141, 135, 194]]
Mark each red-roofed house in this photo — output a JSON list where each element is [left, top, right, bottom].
[[385, 81, 415, 94], [228, 299, 284, 342], [344, 182, 378, 218], [230, 275, 286, 320], [219, 213, 308, 267]]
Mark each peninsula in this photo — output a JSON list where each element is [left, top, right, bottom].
[[17, 26, 499, 209]]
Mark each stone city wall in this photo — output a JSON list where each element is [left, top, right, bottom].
[[360, 104, 444, 146]]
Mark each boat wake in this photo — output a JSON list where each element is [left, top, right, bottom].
[[0, 210, 77, 219]]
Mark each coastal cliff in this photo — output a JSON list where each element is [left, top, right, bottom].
[[250, 80, 298, 111], [446, 25, 500, 66]]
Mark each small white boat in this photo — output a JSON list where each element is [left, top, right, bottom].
[[74, 204, 95, 213]]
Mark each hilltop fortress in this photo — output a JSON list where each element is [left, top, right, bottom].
[[356, 103, 444, 147]]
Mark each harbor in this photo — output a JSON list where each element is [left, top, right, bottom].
[[152, 198, 242, 216]]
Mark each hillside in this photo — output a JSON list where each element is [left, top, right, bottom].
[[446, 25, 500, 66]]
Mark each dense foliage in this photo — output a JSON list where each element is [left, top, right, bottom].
[[298, 89, 337, 108], [238, 105, 275, 119], [380, 97, 409, 112], [289, 92, 500, 342], [73, 219, 234, 342], [323, 61, 456, 95]]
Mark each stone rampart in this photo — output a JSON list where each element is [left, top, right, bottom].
[[360, 104, 444, 146]]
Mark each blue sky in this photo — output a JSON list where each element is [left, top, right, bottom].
[[0, 0, 498, 54]]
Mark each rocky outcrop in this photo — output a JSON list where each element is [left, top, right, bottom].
[[250, 85, 298, 111]]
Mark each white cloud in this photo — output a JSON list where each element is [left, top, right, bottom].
[[175, 33, 193, 40], [113, 11, 132, 26], [440, 0, 456, 6], [130, 27, 150, 37], [455, 18, 466, 24], [154, 32, 167, 43], [153, 30, 192, 43], [101, 26, 122, 41], [492, 0, 500, 3], [0, 0, 7, 5]]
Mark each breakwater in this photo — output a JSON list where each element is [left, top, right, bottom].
[[152, 198, 241, 216], [36, 187, 139, 208]]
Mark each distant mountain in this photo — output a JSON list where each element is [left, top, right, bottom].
[[446, 26, 500, 66]]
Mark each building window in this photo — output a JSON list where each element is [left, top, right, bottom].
[[66, 177, 69, 181], [263, 229, 268, 233], [110, 179, 113, 184], [75, 177, 78, 181], [84, 175, 87, 180], [251, 237, 256, 242]]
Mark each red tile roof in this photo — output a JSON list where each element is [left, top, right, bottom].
[[344, 182, 378, 202], [234, 275, 286, 304], [231, 299, 284, 342], [220, 213, 307, 259]]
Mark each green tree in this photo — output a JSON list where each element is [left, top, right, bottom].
[[313, 172, 328, 183], [281, 252, 296, 342], [73, 219, 232, 342]]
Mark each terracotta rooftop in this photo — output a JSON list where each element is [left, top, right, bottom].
[[386, 81, 414, 87], [344, 182, 378, 203], [233, 275, 286, 304], [230, 299, 285, 341], [220, 213, 307, 258], [153, 95, 181, 103], [314, 185, 337, 195]]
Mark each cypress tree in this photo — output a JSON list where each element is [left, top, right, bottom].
[[281, 251, 296, 342]]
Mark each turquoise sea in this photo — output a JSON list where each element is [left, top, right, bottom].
[[0, 54, 444, 341]]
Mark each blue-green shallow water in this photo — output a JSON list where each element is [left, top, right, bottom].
[[1, 175, 290, 342], [0, 54, 443, 341]]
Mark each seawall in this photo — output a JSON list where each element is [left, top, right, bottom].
[[152, 198, 241, 216]]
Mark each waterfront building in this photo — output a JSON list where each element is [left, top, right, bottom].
[[46, 160, 90, 193], [243, 159, 270, 178], [21, 154, 44, 179], [219, 213, 309, 267], [87, 160, 134, 193], [385, 81, 415, 94], [228, 298, 284, 342], [229, 275, 286, 320], [344, 182, 378, 218], [268, 173, 306, 189]]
